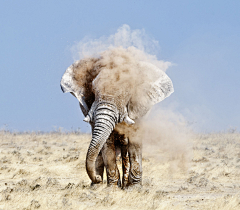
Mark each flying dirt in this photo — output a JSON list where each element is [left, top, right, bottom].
[[60, 46, 174, 187]]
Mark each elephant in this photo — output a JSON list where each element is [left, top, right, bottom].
[[60, 47, 174, 188]]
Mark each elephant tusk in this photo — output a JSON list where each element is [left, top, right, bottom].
[[83, 115, 90, 123], [124, 116, 135, 125]]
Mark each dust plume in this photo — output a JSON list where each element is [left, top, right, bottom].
[[71, 24, 192, 173], [115, 106, 193, 174], [71, 24, 171, 70], [141, 107, 192, 173]]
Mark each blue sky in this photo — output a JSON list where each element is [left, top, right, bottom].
[[1, 1, 240, 132]]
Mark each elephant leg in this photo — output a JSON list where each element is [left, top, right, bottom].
[[113, 131, 130, 188], [101, 133, 121, 187], [128, 139, 142, 186], [120, 137, 130, 189]]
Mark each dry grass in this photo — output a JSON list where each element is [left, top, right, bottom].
[[0, 131, 240, 210]]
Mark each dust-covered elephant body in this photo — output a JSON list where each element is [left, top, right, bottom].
[[60, 47, 174, 188]]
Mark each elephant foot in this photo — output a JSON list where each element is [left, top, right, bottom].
[[107, 178, 121, 188], [127, 162, 142, 187], [128, 173, 142, 186], [120, 138, 130, 190], [106, 168, 121, 187], [127, 140, 142, 188]]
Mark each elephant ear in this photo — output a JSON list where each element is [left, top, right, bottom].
[[60, 63, 89, 113], [128, 62, 174, 119]]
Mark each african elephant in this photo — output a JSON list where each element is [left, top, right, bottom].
[[60, 47, 174, 188]]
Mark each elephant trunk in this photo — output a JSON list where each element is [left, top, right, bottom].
[[86, 103, 118, 183]]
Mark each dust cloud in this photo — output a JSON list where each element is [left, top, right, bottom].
[[71, 24, 192, 173], [71, 24, 171, 70], [141, 107, 193, 173], [115, 106, 192, 174]]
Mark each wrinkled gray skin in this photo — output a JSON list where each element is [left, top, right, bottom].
[[60, 60, 174, 188]]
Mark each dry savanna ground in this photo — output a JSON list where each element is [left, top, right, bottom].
[[0, 130, 240, 210]]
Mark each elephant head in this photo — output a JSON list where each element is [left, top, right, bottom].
[[61, 47, 174, 183]]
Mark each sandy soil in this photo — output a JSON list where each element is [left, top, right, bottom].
[[0, 131, 239, 210]]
